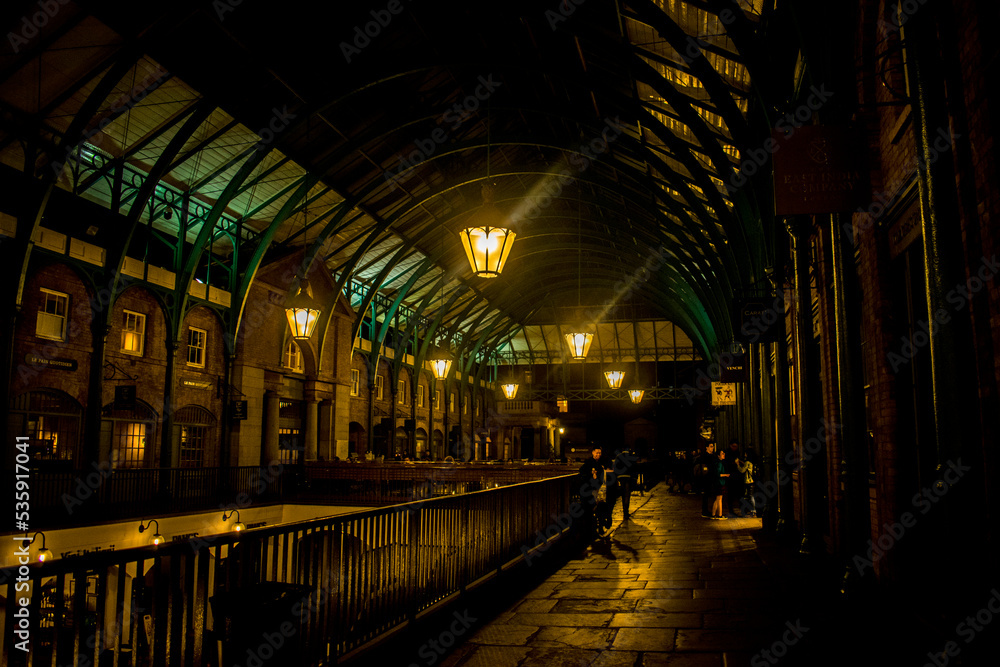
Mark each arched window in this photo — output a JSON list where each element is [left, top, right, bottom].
[[174, 405, 217, 468], [283, 339, 304, 373], [10, 390, 82, 464], [415, 428, 428, 460], [102, 400, 158, 468]]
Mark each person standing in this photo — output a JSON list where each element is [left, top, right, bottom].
[[579, 445, 614, 536], [695, 442, 716, 517], [613, 448, 638, 519], [710, 449, 730, 519], [726, 440, 745, 516], [736, 451, 757, 517]]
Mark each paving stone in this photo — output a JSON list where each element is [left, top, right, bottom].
[[610, 627, 676, 651], [608, 612, 701, 628], [508, 613, 613, 627], [511, 599, 558, 614], [467, 624, 537, 645], [520, 647, 598, 666], [530, 626, 616, 650], [454, 645, 531, 666], [556, 581, 647, 590], [635, 599, 725, 614], [552, 599, 639, 613], [640, 653, 723, 667], [674, 629, 768, 652], [622, 588, 694, 599]]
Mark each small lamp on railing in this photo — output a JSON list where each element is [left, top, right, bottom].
[[628, 386, 645, 404], [222, 510, 246, 532], [27, 532, 51, 562], [138, 519, 164, 545], [284, 278, 323, 340]]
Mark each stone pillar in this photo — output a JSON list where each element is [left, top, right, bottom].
[[304, 399, 319, 462], [319, 399, 333, 460], [263, 390, 280, 465]]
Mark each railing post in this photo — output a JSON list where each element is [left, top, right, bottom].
[[406, 502, 420, 621]]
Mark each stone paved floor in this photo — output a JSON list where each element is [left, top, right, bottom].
[[439, 486, 795, 667]]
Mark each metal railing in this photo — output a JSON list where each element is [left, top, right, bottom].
[[0, 475, 578, 667], [24, 466, 288, 529], [302, 462, 579, 505]]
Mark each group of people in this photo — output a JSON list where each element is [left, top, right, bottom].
[[577, 445, 641, 538], [693, 439, 757, 520]]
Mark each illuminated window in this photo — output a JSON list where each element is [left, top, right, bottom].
[[283, 339, 303, 372], [449, 393, 455, 413], [116, 422, 147, 468], [278, 427, 301, 465], [434, 390, 441, 410], [121, 310, 145, 356], [417, 384, 425, 408], [398, 379, 406, 404], [11, 390, 82, 464], [37, 289, 68, 340], [187, 327, 206, 367], [375, 374, 384, 400], [463, 396, 468, 415], [351, 369, 360, 396], [476, 400, 481, 417]]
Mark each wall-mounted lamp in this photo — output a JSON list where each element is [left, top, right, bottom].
[[222, 510, 246, 532], [558, 427, 565, 435], [138, 519, 164, 545], [27, 532, 51, 562]]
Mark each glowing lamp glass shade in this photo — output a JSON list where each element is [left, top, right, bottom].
[[564, 332, 594, 360], [430, 357, 452, 381], [284, 279, 322, 339], [233, 522, 246, 532], [459, 224, 516, 278], [604, 369, 626, 389], [500, 382, 518, 399], [628, 388, 645, 404], [37, 547, 51, 562]]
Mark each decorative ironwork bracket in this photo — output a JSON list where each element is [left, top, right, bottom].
[[103, 360, 138, 382]]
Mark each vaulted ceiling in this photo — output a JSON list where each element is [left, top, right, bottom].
[[0, 0, 800, 361]]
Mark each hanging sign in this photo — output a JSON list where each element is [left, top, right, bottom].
[[772, 125, 867, 215], [230, 400, 248, 421], [711, 382, 737, 406]]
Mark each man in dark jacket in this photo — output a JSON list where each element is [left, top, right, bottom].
[[579, 445, 613, 536]]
